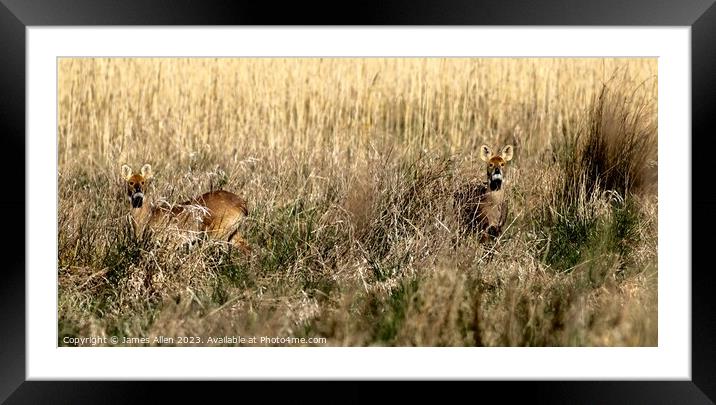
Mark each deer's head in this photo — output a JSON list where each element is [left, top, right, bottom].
[[479, 145, 514, 191], [121, 164, 153, 208]]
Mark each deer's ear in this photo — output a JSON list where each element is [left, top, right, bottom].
[[121, 165, 133, 180], [140, 164, 153, 180], [479, 145, 492, 162], [501, 145, 514, 162]]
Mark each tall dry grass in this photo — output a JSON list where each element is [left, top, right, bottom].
[[58, 58, 657, 346]]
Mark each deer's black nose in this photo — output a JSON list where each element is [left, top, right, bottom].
[[131, 193, 144, 208]]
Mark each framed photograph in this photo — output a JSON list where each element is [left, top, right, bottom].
[[4, 0, 714, 402]]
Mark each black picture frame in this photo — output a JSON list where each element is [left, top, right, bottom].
[[2, 0, 713, 402]]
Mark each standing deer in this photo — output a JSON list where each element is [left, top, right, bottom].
[[121, 164, 250, 253], [454, 144, 514, 243]]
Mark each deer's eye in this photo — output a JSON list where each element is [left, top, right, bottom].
[[129, 181, 135, 186], [141, 181, 145, 186], [501, 162, 505, 167], [489, 163, 494, 168]]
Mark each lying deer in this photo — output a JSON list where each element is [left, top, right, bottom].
[[121, 164, 250, 253], [454, 144, 514, 243]]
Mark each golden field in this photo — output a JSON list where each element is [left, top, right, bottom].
[[58, 58, 657, 346]]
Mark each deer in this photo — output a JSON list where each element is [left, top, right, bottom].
[[121, 164, 250, 253], [453, 144, 514, 243]]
